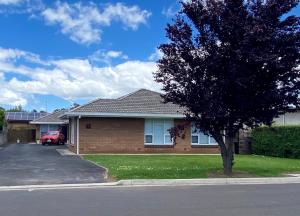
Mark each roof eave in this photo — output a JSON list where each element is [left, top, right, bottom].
[[61, 112, 185, 119], [30, 121, 68, 125]]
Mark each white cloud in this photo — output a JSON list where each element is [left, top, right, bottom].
[[106, 50, 123, 58], [42, 1, 151, 45], [162, 4, 178, 18], [0, 0, 44, 14], [0, 72, 27, 106], [148, 49, 163, 61], [0, 47, 48, 65], [0, 47, 160, 107], [89, 49, 128, 65], [0, 0, 22, 5]]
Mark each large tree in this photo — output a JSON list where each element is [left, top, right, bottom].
[[155, 0, 300, 175]]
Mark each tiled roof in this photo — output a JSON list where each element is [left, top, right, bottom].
[[68, 89, 185, 117], [31, 110, 69, 124], [5, 112, 47, 122]]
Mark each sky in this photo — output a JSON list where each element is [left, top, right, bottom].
[[0, 0, 299, 112]]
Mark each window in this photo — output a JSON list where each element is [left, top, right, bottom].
[[40, 124, 59, 137], [191, 123, 217, 145], [49, 125, 59, 131], [40, 125, 48, 136], [144, 119, 174, 145]]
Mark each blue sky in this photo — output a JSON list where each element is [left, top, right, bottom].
[[0, 0, 299, 112]]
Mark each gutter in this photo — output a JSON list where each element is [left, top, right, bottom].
[[29, 121, 68, 125], [59, 112, 185, 119]]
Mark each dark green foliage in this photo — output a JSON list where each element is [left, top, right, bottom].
[[6, 105, 23, 112], [0, 108, 4, 131], [252, 126, 300, 158]]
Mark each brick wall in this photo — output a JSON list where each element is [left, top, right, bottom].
[[70, 117, 219, 154]]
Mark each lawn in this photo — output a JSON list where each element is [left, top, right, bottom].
[[83, 154, 300, 180]]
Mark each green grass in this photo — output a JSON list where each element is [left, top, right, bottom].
[[83, 155, 300, 180]]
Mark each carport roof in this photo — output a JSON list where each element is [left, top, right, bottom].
[[62, 89, 186, 118], [30, 110, 69, 125]]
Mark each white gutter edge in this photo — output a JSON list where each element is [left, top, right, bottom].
[[29, 122, 68, 125], [60, 112, 185, 119]]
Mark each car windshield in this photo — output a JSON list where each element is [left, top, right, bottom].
[[47, 131, 59, 135]]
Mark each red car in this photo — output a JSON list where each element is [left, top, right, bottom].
[[41, 131, 65, 145]]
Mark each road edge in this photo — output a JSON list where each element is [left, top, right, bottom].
[[1, 177, 300, 191]]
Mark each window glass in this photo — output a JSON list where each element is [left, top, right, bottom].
[[210, 136, 216, 144], [192, 135, 198, 144], [191, 122, 216, 145], [165, 135, 172, 144], [199, 132, 209, 144], [144, 119, 173, 145], [153, 121, 164, 144], [164, 120, 172, 133], [145, 135, 153, 143], [41, 125, 48, 133], [145, 119, 153, 134], [49, 125, 59, 131]]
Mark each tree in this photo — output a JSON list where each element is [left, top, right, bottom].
[[0, 107, 4, 131], [7, 105, 23, 112], [71, 103, 80, 109], [155, 0, 300, 175]]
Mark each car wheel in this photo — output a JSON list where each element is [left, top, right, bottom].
[[42, 142, 45, 146]]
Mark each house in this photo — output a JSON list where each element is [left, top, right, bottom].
[[273, 110, 300, 125], [30, 109, 69, 142], [5, 112, 47, 143], [237, 109, 300, 154], [61, 89, 220, 154]]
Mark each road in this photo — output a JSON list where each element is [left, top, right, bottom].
[[0, 184, 299, 216]]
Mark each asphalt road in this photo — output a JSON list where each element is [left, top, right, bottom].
[[0, 184, 300, 216], [0, 144, 106, 185]]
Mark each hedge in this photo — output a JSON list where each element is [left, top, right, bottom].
[[252, 126, 300, 158]]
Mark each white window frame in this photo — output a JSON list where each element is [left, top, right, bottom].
[[144, 119, 174, 145], [191, 123, 217, 146]]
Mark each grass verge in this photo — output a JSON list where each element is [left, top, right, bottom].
[[83, 155, 300, 180]]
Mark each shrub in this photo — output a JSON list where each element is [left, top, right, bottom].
[[252, 126, 300, 158]]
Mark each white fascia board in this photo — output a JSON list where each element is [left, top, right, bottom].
[[29, 121, 67, 125], [63, 112, 185, 119]]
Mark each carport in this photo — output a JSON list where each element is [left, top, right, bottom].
[[30, 110, 69, 143]]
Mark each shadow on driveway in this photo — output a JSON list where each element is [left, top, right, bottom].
[[0, 144, 107, 186]]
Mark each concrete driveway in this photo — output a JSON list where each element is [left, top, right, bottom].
[[0, 144, 106, 186]]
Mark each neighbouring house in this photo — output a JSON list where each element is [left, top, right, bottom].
[[30, 109, 69, 142], [273, 110, 300, 126], [61, 89, 220, 154], [237, 109, 300, 154], [5, 112, 47, 143]]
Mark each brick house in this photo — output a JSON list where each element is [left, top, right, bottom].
[[61, 89, 220, 154]]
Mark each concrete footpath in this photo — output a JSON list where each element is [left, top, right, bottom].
[[1, 176, 300, 191]]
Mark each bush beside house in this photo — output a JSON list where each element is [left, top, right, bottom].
[[252, 126, 300, 159]]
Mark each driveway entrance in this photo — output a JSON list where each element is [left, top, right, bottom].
[[0, 144, 106, 186]]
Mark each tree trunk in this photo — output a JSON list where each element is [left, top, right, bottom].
[[218, 135, 235, 176]]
